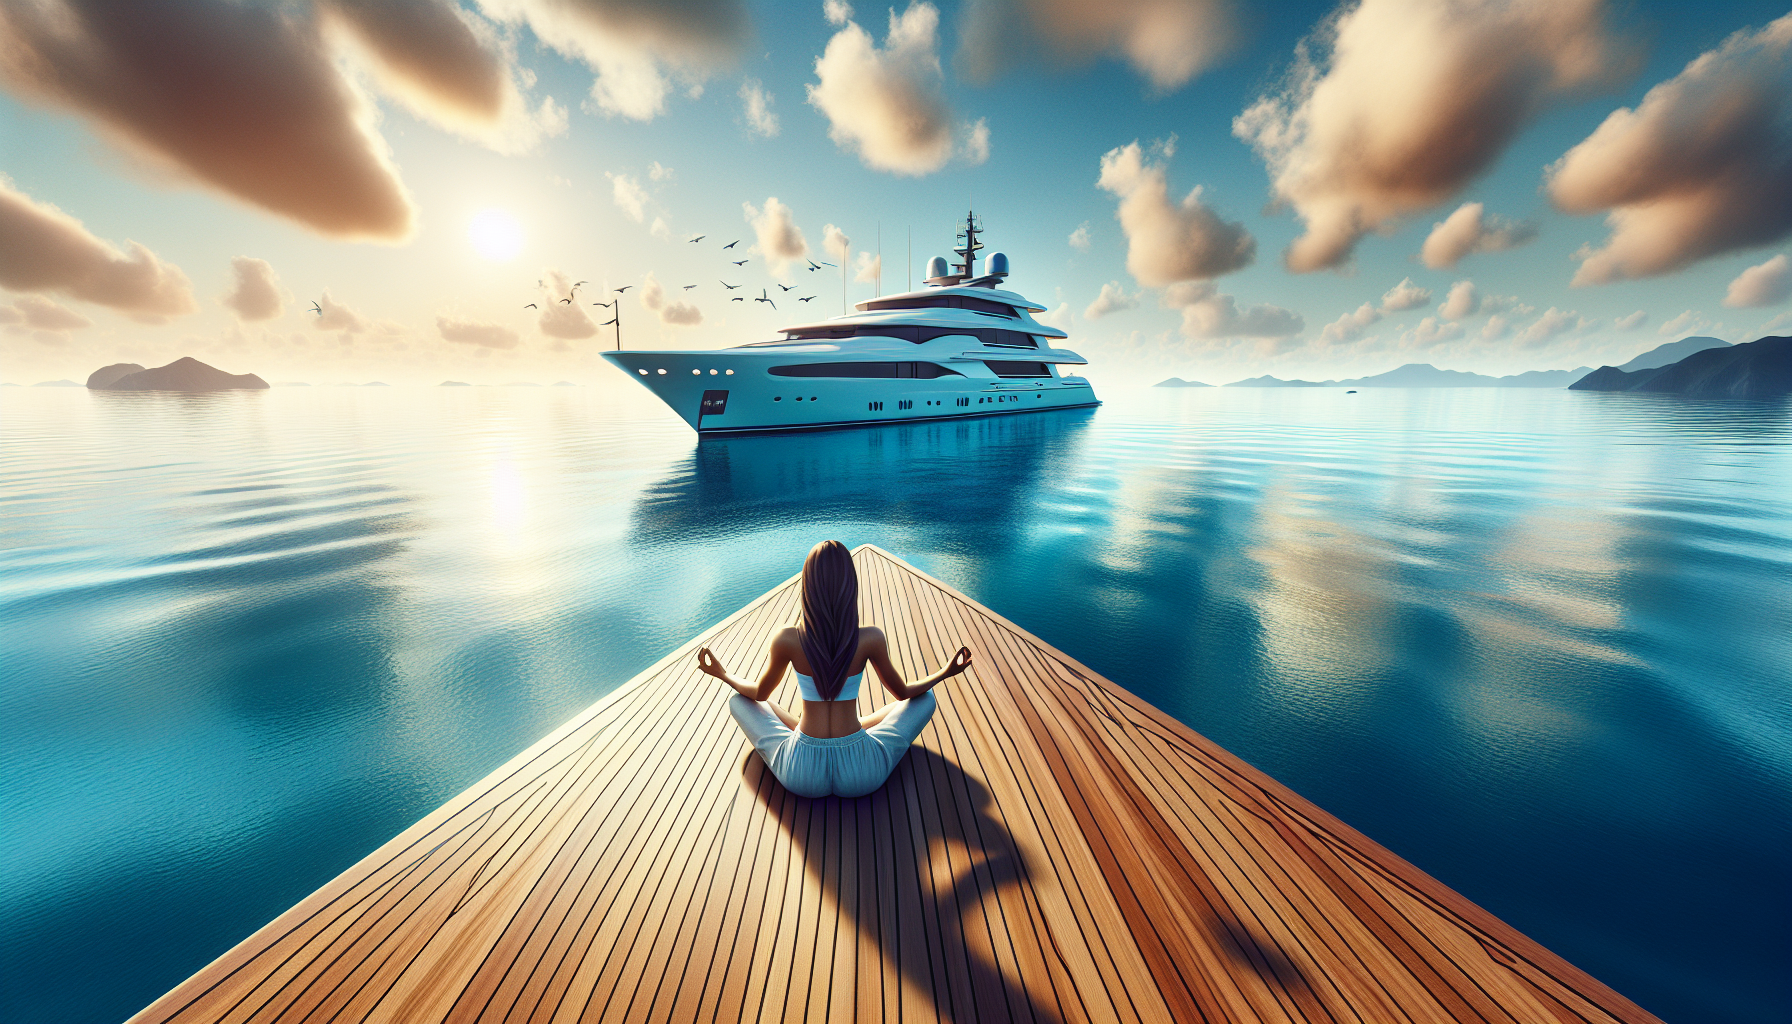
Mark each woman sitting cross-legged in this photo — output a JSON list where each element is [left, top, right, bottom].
[[697, 540, 973, 798]]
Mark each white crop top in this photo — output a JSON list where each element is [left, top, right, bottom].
[[794, 670, 863, 702]]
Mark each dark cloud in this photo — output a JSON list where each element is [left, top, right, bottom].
[[1549, 15, 1792, 285], [1234, 0, 1630, 272], [0, 179, 197, 319], [0, 0, 415, 239], [958, 0, 1234, 91]]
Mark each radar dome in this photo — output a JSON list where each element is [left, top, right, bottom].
[[984, 252, 1009, 278], [925, 256, 949, 280]]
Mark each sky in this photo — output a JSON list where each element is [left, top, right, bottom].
[[2, 0, 1791, 387]]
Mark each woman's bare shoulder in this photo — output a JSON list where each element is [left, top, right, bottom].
[[857, 624, 887, 650], [770, 625, 801, 650]]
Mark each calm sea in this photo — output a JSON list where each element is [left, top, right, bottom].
[[2, 383, 1788, 1023]]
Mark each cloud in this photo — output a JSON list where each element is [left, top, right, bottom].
[[1069, 222, 1091, 251], [1440, 280, 1479, 319], [807, 2, 957, 175], [1724, 254, 1791, 308], [824, 0, 854, 26], [739, 78, 779, 136], [744, 197, 809, 274], [1657, 309, 1704, 337], [639, 271, 703, 325], [650, 216, 671, 240], [221, 256, 284, 321], [313, 291, 368, 332], [1096, 140, 1254, 286], [1379, 277, 1431, 312], [6, 295, 92, 332], [1549, 16, 1792, 285], [823, 224, 852, 266], [963, 117, 991, 165], [957, 0, 1235, 92], [536, 270, 596, 338], [1522, 307, 1579, 345], [320, 0, 561, 153], [1084, 281, 1139, 319], [1320, 302, 1382, 343], [1482, 314, 1511, 340], [437, 314, 520, 348], [1419, 202, 1539, 269], [608, 172, 648, 222], [0, 0, 420, 240], [1403, 316, 1462, 345], [1482, 293, 1532, 316], [1613, 310, 1648, 330], [649, 161, 674, 181], [1233, 0, 1629, 272], [0, 180, 197, 320], [854, 252, 882, 283], [1165, 281, 1303, 339], [476, 0, 749, 122]]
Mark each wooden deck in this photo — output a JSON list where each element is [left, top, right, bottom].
[[132, 545, 1660, 1024]]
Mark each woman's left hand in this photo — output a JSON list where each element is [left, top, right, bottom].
[[696, 647, 729, 680]]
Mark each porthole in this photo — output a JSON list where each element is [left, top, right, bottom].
[[657, 368, 667, 375], [774, 396, 782, 401], [709, 369, 718, 375], [637, 368, 647, 375], [810, 396, 818, 401], [725, 369, 734, 375], [692, 369, 701, 375]]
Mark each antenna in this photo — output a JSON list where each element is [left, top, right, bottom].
[[907, 226, 911, 293], [876, 222, 881, 298]]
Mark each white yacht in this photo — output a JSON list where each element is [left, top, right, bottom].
[[603, 212, 1099, 434]]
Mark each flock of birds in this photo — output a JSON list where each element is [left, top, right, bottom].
[[305, 236, 841, 333], [512, 236, 836, 314]]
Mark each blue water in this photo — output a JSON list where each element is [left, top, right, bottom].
[[2, 384, 1789, 1023]]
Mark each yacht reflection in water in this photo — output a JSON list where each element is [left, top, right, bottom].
[[629, 407, 1096, 545]]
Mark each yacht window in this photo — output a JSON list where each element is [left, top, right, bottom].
[[984, 361, 1053, 379], [863, 295, 1017, 317], [769, 361, 963, 378]]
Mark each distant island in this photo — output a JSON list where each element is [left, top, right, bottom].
[[87, 357, 267, 391], [1158, 337, 1740, 391], [1570, 336, 1790, 399], [1216, 363, 1593, 388], [439, 381, 471, 387]]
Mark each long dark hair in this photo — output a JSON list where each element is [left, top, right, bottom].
[[799, 540, 859, 700]]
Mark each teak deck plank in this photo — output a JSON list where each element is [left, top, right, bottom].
[[132, 545, 1663, 1024]]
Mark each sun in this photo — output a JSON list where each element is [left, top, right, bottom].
[[469, 209, 522, 262]]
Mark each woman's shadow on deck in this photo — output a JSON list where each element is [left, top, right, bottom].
[[740, 745, 1065, 1024]]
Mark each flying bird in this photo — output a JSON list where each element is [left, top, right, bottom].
[[723, 240, 739, 249], [731, 259, 749, 266], [560, 298, 573, 304], [524, 303, 538, 309], [575, 280, 588, 286], [798, 296, 815, 302], [683, 284, 698, 290], [777, 283, 795, 292], [600, 317, 618, 326], [721, 281, 740, 289], [615, 286, 632, 293], [689, 235, 705, 243], [731, 297, 744, 302], [592, 300, 614, 308], [754, 289, 775, 309], [309, 302, 322, 314], [806, 259, 835, 271]]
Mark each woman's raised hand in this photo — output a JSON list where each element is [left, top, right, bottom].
[[696, 647, 728, 679], [945, 646, 974, 677]]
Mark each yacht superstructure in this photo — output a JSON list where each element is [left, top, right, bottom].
[[603, 212, 1099, 434]]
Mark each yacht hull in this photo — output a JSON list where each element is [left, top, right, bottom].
[[602, 349, 1099, 434]]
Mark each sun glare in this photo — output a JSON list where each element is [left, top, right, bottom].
[[469, 209, 522, 262]]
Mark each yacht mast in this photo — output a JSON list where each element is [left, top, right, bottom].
[[954, 210, 982, 279]]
